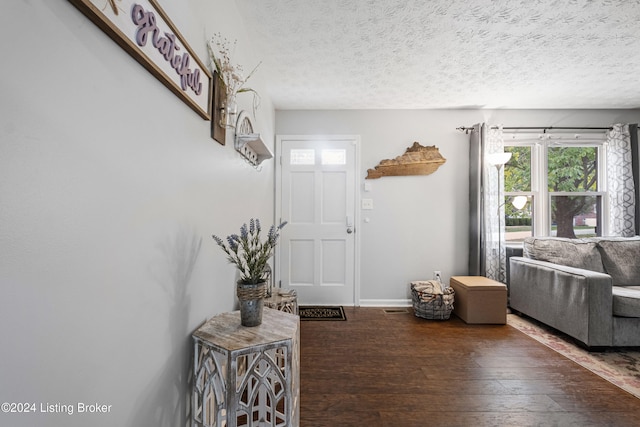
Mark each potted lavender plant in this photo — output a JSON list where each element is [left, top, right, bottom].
[[212, 218, 287, 326]]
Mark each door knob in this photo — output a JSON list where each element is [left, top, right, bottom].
[[346, 216, 353, 234]]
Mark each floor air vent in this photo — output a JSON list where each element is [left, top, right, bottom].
[[383, 308, 410, 314]]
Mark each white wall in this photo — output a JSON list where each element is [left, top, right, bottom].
[[3, 2, 639, 424], [276, 109, 640, 305], [0, 1, 274, 426]]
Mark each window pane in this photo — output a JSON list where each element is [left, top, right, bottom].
[[505, 195, 533, 243], [548, 146, 597, 192], [504, 146, 531, 192], [290, 149, 315, 165], [321, 149, 346, 165], [550, 195, 601, 238]]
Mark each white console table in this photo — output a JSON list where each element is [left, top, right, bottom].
[[192, 308, 300, 427]]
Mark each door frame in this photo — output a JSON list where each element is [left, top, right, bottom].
[[275, 135, 362, 306]]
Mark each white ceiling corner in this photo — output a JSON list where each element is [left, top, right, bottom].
[[235, 0, 640, 110]]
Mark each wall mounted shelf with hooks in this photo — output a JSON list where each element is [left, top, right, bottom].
[[234, 111, 273, 167]]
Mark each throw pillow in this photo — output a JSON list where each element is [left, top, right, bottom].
[[597, 239, 640, 286], [523, 237, 604, 273]]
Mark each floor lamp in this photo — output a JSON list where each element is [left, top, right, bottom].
[[487, 152, 512, 282]]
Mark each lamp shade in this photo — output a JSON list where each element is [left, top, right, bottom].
[[487, 152, 512, 167], [512, 196, 528, 210]]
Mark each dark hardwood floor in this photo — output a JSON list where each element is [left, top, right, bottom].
[[299, 307, 640, 427]]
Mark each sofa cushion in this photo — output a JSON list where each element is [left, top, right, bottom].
[[523, 237, 604, 273], [597, 238, 640, 286], [612, 286, 640, 317]]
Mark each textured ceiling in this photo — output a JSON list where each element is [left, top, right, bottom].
[[235, 0, 640, 110]]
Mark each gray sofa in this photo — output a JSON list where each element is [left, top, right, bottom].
[[509, 236, 640, 349]]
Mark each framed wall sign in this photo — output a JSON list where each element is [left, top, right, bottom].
[[69, 0, 212, 120], [211, 72, 227, 145]]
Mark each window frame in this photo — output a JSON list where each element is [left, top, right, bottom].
[[503, 133, 609, 239]]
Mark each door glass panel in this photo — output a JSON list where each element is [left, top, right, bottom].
[[321, 149, 346, 165], [290, 149, 315, 165]]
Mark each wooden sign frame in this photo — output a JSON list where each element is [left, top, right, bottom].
[[69, 0, 212, 120], [211, 72, 227, 145]]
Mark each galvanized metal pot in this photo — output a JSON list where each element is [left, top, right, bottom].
[[237, 281, 267, 327]]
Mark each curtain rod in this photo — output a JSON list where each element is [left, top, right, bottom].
[[456, 126, 613, 134]]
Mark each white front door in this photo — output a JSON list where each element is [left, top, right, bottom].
[[275, 135, 360, 305]]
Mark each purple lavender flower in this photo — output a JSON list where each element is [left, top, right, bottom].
[[227, 234, 240, 251], [212, 235, 224, 247], [267, 225, 276, 245], [212, 218, 287, 284]]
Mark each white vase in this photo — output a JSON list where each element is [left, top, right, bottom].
[[220, 97, 237, 129]]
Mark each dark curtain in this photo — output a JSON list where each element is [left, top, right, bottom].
[[468, 123, 485, 276]]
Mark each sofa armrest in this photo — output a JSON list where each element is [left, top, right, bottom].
[[509, 256, 613, 347]]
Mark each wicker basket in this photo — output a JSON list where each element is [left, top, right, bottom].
[[411, 280, 455, 320]]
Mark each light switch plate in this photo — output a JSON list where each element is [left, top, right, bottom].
[[361, 198, 374, 210]]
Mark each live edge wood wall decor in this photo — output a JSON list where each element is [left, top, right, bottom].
[[69, 0, 212, 120], [366, 142, 446, 179]]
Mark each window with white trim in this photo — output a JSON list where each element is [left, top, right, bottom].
[[504, 132, 608, 243]]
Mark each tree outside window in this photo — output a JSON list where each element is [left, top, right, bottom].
[[548, 146, 599, 238]]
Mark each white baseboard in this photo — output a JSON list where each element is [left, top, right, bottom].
[[358, 299, 412, 307]]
